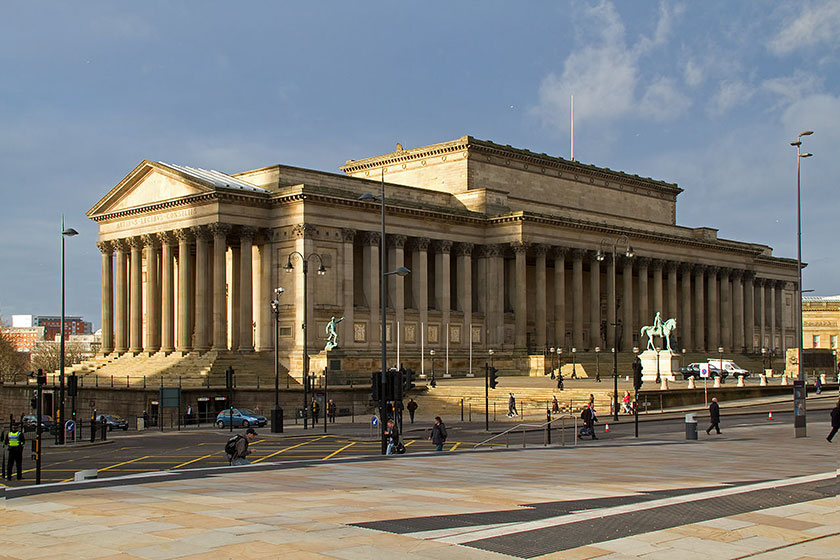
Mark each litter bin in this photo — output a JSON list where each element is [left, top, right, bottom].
[[685, 413, 697, 440]]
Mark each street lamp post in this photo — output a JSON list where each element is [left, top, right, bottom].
[[718, 347, 724, 386], [360, 171, 410, 454], [597, 235, 635, 422], [59, 217, 78, 445], [284, 252, 326, 430], [571, 347, 577, 379], [791, 130, 813, 438], [595, 346, 601, 382], [270, 287, 285, 433], [549, 347, 555, 377]]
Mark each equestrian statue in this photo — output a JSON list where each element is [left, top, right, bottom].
[[639, 312, 678, 353]]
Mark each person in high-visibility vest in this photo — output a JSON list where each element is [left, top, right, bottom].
[[4, 423, 25, 480]]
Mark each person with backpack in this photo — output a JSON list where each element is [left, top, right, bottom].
[[429, 416, 447, 451], [226, 427, 257, 465]]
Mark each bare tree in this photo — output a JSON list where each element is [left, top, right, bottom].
[[0, 335, 28, 383], [30, 341, 88, 374]]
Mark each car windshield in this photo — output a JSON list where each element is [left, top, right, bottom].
[[237, 408, 257, 416]]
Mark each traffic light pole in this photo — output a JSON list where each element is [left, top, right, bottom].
[[485, 362, 489, 432], [634, 390, 639, 438], [35, 382, 43, 484]]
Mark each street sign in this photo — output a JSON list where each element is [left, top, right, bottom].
[[65, 420, 75, 433], [371, 416, 379, 427], [700, 365, 709, 378]]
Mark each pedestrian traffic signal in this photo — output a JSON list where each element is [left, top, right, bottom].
[[488, 365, 499, 389], [633, 359, 643, 391], [67, 374, 78, 397]]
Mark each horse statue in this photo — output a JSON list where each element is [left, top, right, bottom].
[[640, 316, 677, 352]]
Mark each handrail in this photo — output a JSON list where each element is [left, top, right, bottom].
[[473, 413, 577, 448]]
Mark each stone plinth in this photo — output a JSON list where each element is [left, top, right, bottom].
[[639, 350, 679, 382]]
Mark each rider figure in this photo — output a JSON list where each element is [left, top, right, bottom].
[[652, 311, 663, 334]]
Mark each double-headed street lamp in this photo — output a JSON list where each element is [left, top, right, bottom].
[[597, 234, 635, 422], [284, 252, 326, 430], [270, 287, 285, 433], [360, 169, 411, 454], [790, 130, 813, 438], [59, 217, 78, 445]]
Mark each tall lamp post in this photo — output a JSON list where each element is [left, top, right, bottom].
[[360, 170, 411, 454], [284, 251, 326, 430], [270, 287, 285, 433], [597, 235, 635, 422], [790, 130, 813, 438], [59, 218, 78, 444]]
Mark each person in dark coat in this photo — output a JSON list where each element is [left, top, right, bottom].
[[706, 397, 721, 434], [827, 398, 840, 443], [429, 416, 447, 451], [384, 419, 400, 455], [406, 399, 418, 423]]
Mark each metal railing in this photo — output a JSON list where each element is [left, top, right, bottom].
[[473, 413, 578, 449]]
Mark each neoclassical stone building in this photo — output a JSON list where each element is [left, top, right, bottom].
[[87, 136, 799, 379]]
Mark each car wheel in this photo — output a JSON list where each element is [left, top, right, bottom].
[[242, 420, 250, 428], [216, 420, 225, 429]]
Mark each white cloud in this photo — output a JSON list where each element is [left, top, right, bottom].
[[533, 1, 688, 127], [707, 80, 755, 116], [683, 59, 704, 87], [768, 0, 840, 54], [762, 71, 824, 107]]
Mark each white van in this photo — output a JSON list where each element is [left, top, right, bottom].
[[706, 359, 750, 378]]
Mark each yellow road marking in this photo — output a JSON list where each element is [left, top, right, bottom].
[[252, 435, 328, 463], [322, 442, 356, 460], [59, 456, 150, 482], [171, 454, 215, 469], [404, 440, 416, 446], [449, 442, 461, 451]]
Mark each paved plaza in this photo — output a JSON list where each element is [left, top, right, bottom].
[[0, 418, 837, 559]]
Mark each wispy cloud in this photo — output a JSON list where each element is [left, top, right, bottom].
[[707, 80, 755, 116], [768, 0, 840, 54]]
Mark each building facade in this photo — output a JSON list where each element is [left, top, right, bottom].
[[803, 295, 840, 350], [87, 136, 799, 378]]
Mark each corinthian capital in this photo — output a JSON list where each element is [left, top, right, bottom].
[[96, 241, 113, 255]]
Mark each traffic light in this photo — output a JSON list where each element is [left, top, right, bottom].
[[67, 374, 78, 397], [403, 368, 416, 393], [633, 359, 643, 391], [225, 366, 234, 390], [37, 368, 46, 386], [488, 365, 499, 389], [388, 369, 402, 402], [370, 371, 381, 401]]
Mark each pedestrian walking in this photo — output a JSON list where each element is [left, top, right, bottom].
[[4, 423, 25, 480], [622, 391, 632, 414], [507, 393, 518, 418], [225, 427, 257, 465], [311, 399, 320, 424], [706, 397, 721, 435], [814, 376, 822, 395], [384, 419, 400, 455], [407, 398, 418, 423], [429, 416, 447, 451], [394, 400, 404, 425], [551, 395, 560, 413], [327, 399, 337, 423], [827, 398, 840, 443], [580, 402, 597, 440]]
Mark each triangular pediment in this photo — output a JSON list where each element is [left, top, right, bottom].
[[88, 161, 215, 217]]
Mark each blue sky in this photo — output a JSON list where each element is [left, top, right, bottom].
[[1, 1, 838, 329]]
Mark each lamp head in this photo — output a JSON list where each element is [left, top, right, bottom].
[[394, 266, 410, 277], [596, 250, 605, 261], [62, 228, 79, 237], [283, 260, 294, 273], [549, 347, 555, 353], [488, 349, 494, 356], [359, 193, 378, 202], [790, 140, 801, 147], [799, 130, 813, 137], [626, 246, 635, 258], [718, 347, 724, 353], [595, 346, 600, 353], [274, 287, 285, 295], [571, 347, 576, 353], [317, 263, 326, 275], [800, 152, 813, 158]]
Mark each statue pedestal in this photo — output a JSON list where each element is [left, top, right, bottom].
[[639, 350, 679, 382]]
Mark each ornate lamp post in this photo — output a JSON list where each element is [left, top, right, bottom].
[[790, 130, 813, 438], [270, 287, 284, 433], [549, 347, 555, 376], [284, 251, 326, 430], [571, 347, 577, 379], [58, 218, 78, 444], [595, 346, 601, 382], [597, 235, 634, 421]]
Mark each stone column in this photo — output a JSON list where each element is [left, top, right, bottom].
[[757, 278, 766, 348], [680, 263, 693, 351], [238, 226, 256, 352], [693, 265, 705, 352], [390, 235, 407, 346], [667, 262, 678, 321], [97, 241, 114, 354], [744, 273, 755, 353], [732, 270, 745, 352], [435, 240, 452, 348], [534, 244, 547, 349], [364, 231, 381, 343], [412, 237, 429, 346], [190, 226, 211, 352], [256, 230, 274, 352], [622, 256, 634, 352], [229, 245, 241, 352], [142, 234, 160, 353], [175, 228, 193, 353], [114, 240, 128, 354], [572, 249, 584, 349], [589, 252, 601, 349], [777, 281, 786, 353], [341, 229, 355, 347], [553, 248, 566, 347], [512, 242, 528, 350], [209, 224, 229, 350], [128, 236, 143, 353], [606, 254, 616, 349], [637, 258, 650, 333], [457, 243, 473, 346], [706, 266, 719, 351], [768, 278, 776, 351], [719, 268, 731, 351], [158, 232, 175, 353]]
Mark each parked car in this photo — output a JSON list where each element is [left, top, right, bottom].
[[215, 408, 267, 429], [97, 414, 129, 431], [679, 362, 727, 380], [21, 414, 54, 433], [706, 358, 750, 379]]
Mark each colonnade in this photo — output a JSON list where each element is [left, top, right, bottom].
[[97, 225, 790, 357]]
